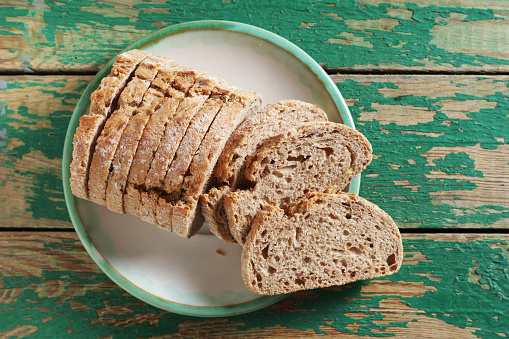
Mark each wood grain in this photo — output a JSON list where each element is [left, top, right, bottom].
[[2, 1, 509, 73], [333, 74, 509, 229], [0, 76, 92, 228], [0, 232, 506, 337], [1, 75, 507, 230]]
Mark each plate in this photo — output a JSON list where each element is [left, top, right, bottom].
[[62, 20, 358, 317]]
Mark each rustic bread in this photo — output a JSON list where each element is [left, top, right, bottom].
[[201, 100, 328, 243], [105, 62, 177, 213], [241, 193, 403, 295], [123, 68, 197, 217], [70, 49, 149, 199], [88, 55, 166, 205], [224, 122, 372, 245], [162, 87, 263, 238]]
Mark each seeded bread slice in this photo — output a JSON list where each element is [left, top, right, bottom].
[[70, 49, 149, 199], [105, 62, 178, 213], [88, 55, 166, 205], [224, 122, 373, 245], [123, 68, 197, 217], [241, 192, 403, 295], [166, 88, 263, 238], [201, 100, 328, 243]]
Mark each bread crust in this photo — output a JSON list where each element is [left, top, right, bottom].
[[138, 74, 217, 225], [123, 68, 196, 218], [145, 74, 217, 192], [241, 193, 403, 295], [167, 88, 263, 238]]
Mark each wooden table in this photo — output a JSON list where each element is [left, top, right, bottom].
[[1, 1, 508, 337]]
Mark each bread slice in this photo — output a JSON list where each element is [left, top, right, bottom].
[[105, 62, 178, 213], [160, 87, 263, 238], [201, 100, 328, 243], [88, 55, 166, 205], [70, 49, 149, 199], [123, 68, 197, 217], [241, 192, 403, 295], [224, 122, 372, 245]]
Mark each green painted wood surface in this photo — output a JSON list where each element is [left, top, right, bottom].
[[2, 2, 509, 337], [334, 75, 509, 229], [0, 232, 507, 338], [1, 75, 507, 229], [2, 0, 509, 73]]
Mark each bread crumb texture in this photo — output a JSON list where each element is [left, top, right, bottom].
[[241, 193, 403, 295]]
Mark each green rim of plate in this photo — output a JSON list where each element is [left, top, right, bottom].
[[62, 20, 360, 317]]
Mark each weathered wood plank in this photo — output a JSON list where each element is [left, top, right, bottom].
[[1, 75, 507, 229], [334, 74, 509, 229], [0, 76, 91, 228], [0, 232, 507, 337], [2, 0, 509, 73]]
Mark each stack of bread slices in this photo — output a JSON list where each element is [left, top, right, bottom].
[[70, 49, 403, 296]]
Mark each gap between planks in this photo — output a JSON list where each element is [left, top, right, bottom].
[[1, 227, 509, 235], [3, 69, 509, 77]]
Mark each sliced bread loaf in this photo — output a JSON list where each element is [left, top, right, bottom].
[[162, 87, 263, 238], [224, 122, 372, 245], [201, 100, 328, 243], [88, 55, 167, 205], [70, 49, 149, 199], [241, 193, 403, 295]]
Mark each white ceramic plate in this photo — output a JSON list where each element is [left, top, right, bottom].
[[63, 21, 358, 317]]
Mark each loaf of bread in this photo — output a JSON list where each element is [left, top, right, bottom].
[[223, 122, 373, 245], [70, 49, 402, 296], [70, 50, 262, 237], [241, 193, 403, 295]]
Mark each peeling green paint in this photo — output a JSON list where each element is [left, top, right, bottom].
[[337, 78, 509, 228], [1, 237, 507, 337], [433, 153, 484, 177], [0, 78, 89, 224], [391, 238, 509, 339], [2, 1, 509, 72]]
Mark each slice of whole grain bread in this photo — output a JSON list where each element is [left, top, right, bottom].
[[241, 192, 403, 295], [224, 122, 372, 245], [201, 100, 328, 243]]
